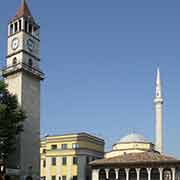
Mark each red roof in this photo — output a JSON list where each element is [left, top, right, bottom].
[[13, 0, 33, 20], [90, 152, 180, 166]]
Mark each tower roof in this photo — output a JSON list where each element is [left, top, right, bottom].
[[13, 0, 33, 20]]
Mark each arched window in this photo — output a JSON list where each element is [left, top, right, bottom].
[[26, 176, 33, 180], [140, 168, 148, 180], [163, 169, 172, 180], [109, 169, 116, 180], [28, 59, 33, 67], [13, 57, 17, 65], [129, 169, 137, 180], [99, 169, 106, 180], [151, 168, 160, 180], [119, 169, 126, 180]]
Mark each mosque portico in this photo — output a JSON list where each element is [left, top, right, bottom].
[[91, 159, 180, 180], [90, 133, 180, 180]]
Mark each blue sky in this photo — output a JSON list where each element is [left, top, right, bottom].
[[0, 0, 180, 156]]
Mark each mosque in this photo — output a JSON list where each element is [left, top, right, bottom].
[[90, 69, 180, 180]]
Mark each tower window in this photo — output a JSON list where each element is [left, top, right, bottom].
[[10, 24, 13, 35], [13, 57, 17, 65], [28, 59, 33, 67], [29, 24, 33, 34], [14, 22, 18, 33], [19, 19, 22, 31], [25, 21, 28, 32]]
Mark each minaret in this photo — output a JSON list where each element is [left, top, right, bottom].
[[154, 68, 163, 154], [3, 0, 44, 178]]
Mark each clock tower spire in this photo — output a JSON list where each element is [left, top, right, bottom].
[[3, 0, 44, 178]]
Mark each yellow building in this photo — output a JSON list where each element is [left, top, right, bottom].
[[40, 132, 104, 180]]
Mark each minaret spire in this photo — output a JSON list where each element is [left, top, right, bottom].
[[154, 68, 163, 154], [156, 67, 162, 98]]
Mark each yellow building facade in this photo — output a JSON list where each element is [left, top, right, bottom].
[[40, 133, 104, 180]]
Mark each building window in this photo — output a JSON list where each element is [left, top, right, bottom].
[[62, 176, 66, 180], [51, 157, 56, 166], [73, 157, 77, 165], [42, 149, 46, 153], [41, 177, 46, 180], [72, 176, 77, 180], [62, 157, 67, 165], [51, 144, 57, 150], [43, 160, 46, 168], [92, 157, 96, 161], [13, 57, 17, 65], [61, 144, 67, 150], [51, 176, 56, 180], [86, 156, 90, 164], [28, 59, 33, 67], [72, 143, 79, 149]]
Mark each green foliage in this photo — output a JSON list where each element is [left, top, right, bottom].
[[0, 80, 26, 163]]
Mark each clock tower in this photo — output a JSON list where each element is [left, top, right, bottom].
[[3, 0, 44, 178]]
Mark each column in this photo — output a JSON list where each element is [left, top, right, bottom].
[[115, 169, 119, 179], [125, 168, 130, 180], [171, 168, 176, 180], [56, 157, 61, 180], [105, 169, 109, 179], [147, 168, 152, 180], [8, 24, 10, 36], [92, 169, 99, 180], [46, 157, 51, 180], [136, 168, 140, 180], [22, 18, 24, 30], [159, 168, 163, 180]]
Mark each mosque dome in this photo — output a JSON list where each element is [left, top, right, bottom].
[[105, 133, 154, 159], [118, 133, 148, 143]]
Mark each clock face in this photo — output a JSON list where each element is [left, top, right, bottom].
[[27, 39, 34, 51], [11, 38, 19, 50]]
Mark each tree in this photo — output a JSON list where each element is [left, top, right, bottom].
[[0, 80, 26, 164]]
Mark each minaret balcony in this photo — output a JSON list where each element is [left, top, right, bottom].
[[2, 62, 44, 80], [154, 98, 163, 104]]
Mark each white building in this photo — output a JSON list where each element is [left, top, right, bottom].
[[90, 69, 180, 180]]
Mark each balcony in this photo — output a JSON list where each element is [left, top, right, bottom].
[[2, 63, 44, 80]]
